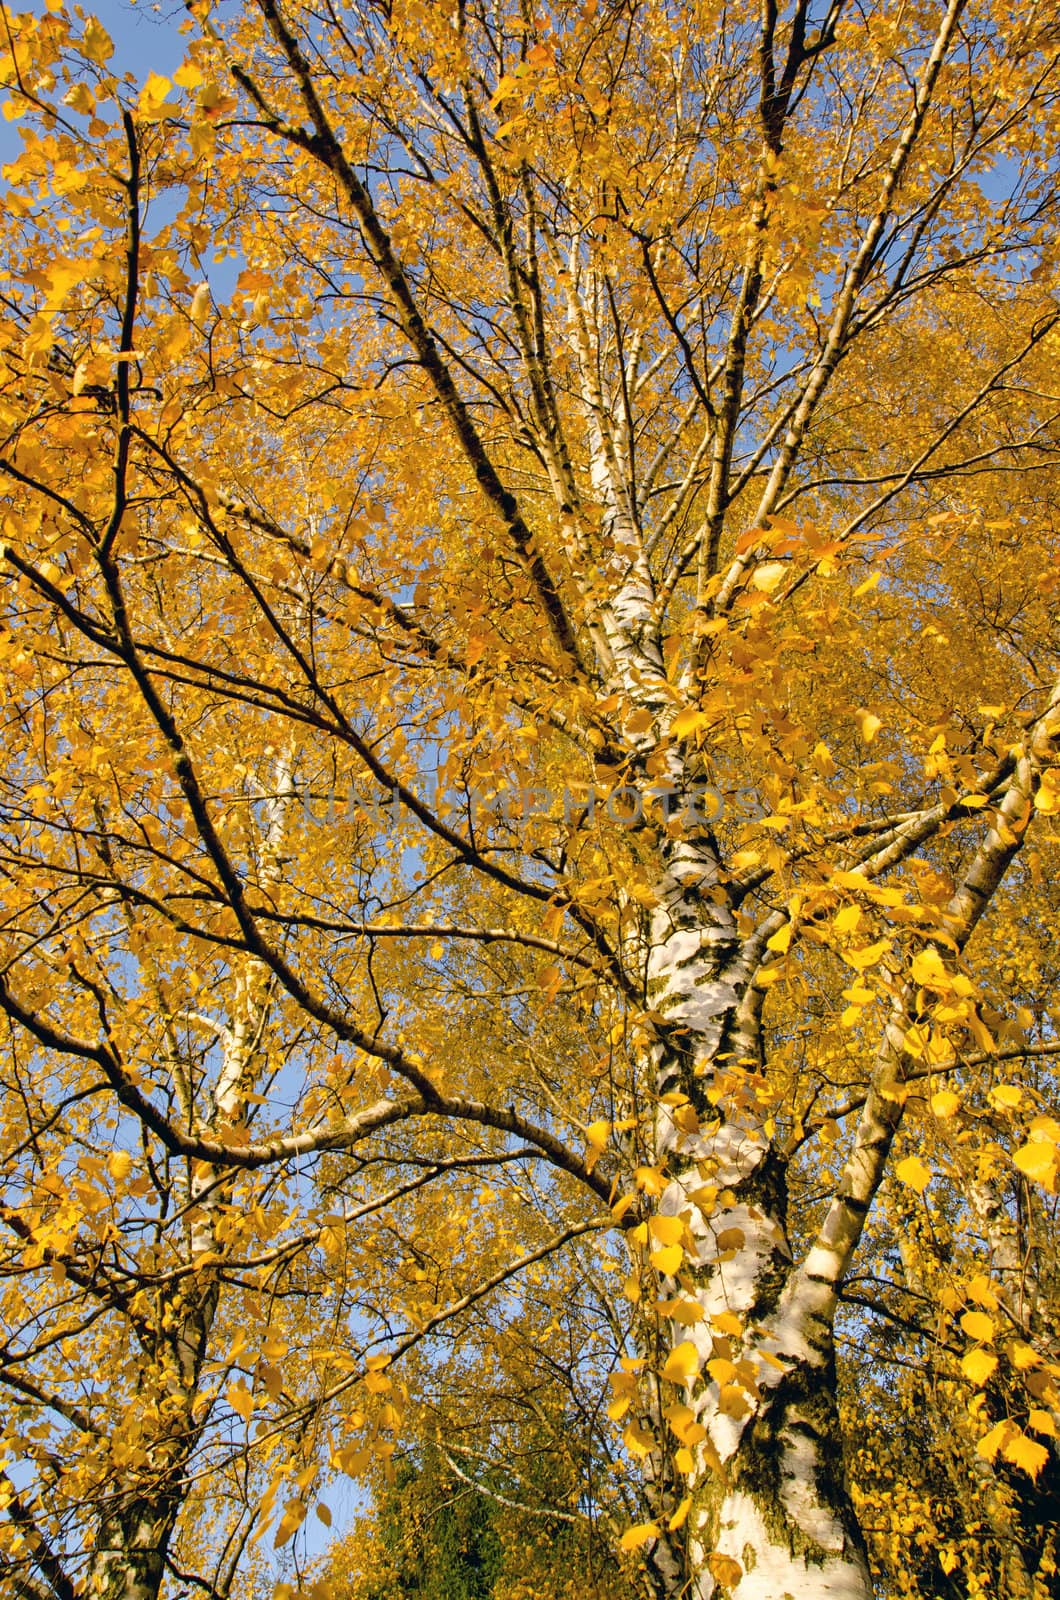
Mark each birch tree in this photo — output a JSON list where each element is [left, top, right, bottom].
[[1, 0, 1060, 1597]]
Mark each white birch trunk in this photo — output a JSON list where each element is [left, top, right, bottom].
[[557, 364, 875, 1596], [636, 933, 873, 1600]]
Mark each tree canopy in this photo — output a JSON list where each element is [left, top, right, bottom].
[[0, 1, 1058, 1597]]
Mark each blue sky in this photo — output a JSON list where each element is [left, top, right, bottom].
[[75, 0, 189, 80]]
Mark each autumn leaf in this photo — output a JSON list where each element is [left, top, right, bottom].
[[227, 1382, 254, 1424], [960, 1311, 995, 1343], [668, 1495, 692, 1530], [619, 1521, 660, 1551], [1013, 1136, 1059, 1192], [750, 560, 787, 593], [623, 1422, 657, 1460], [960, 1349, 997, 1386], [107, 1150, 133, 1181], [707, 1552, 743, 1588], [138, 73, 173, 120], [855, 709, 882, 743], [81, 16, 113, 62], [273, 1499, 307, 1548], [895, 1156, 932, 1194], [844, 938, 891, 971], [661, 1341, 700, 1384], [1002, 1431, 1050, 1480], [910, 946, 949, 988], [651, 1242, 684, 1275], [649, 1214, 684, 1246], [670, 707, 712, 740]]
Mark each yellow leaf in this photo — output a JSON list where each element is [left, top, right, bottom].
[[227, 1381, 254, 1424], [718, 1383, 752, 1418], [895, 1155, 931, 1194], [707, 1552, 743, 1588], [1029, 1408, 1058, 1438], [965, 1274, 999, 1310], [989, 1083, 1023, 1111], [332, 1445, 371, 1476], [960, 1349, 997, 1386], [619, 1522, 660, 1551], [174, 61, 204, 89], [750, 560, 786, 593], [82, 16, 114, 62], [845, 938, 891, 971], [831, 869, 872, 892], [663, 1402, 708, 1449], [707, 1357, 738, 1385], [107, 1150, 133, 1180], [623, 1422, 656, 1460], [674, 1446, 695, 1473], [189, 283, 212, 326], [930, 1089, 960, 1118], [668, 1496, 692, 1531], [856, 708, 882, 743], [670, 707, 711, 740], [635, 1165, 666, 1196], [665, 1298, 704, 1328], [651, 1242, 684, 1275], [138, 72, 173, 117], [490, 72, 520, 106], [273, 1498, 306, 1548], [648, 1214, 682, 1246], [1013, 1138, 1058, 1191], [1034, 770, 1060, 813], [586, 1126, 611, 1177], [833, 903, 861, 933], [814, 741, 837, 777], [537, 962, 561, 997], [977, 1420, 1011, 1461], [1002, 1429, 1049, 1479], [315, 1502, 333, 1527], [63, 83, 96, 115], [960, 1311, 996, 1343], [661, 1341, 700, 1384], [765, 922, 792, 953], [910, 946, 949, 987], [710, 1311, 743, 1337], [940, 1550, 959, 1575]]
